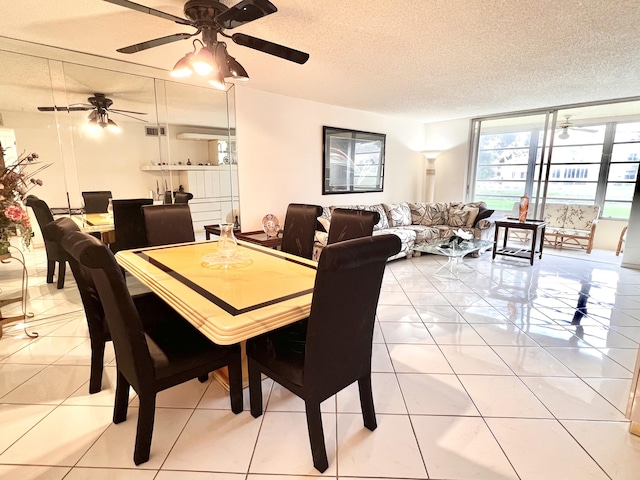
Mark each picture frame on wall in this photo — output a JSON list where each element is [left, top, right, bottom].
[[322, 126, 385, 194]]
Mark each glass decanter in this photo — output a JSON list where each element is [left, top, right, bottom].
[[218, 223, 238, 258]]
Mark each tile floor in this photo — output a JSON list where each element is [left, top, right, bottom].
[[2, 241, 640, 479]]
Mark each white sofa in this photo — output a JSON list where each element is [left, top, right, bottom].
[[313, 201, 496, 261]]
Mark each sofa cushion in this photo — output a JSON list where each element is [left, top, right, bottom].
[[544, 204, 568, 228], [447, 205, 470, 227], [398, 225, 439, 244], [563, 205, 600, 230], [408, 202, 427, 224], [420, 202, 449, 226], [384, 202, 412, 227], [373, 229, 414, 261]]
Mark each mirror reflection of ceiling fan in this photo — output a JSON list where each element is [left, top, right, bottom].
[[37, 93, 147, 131], [557, 115, 598, 139], [102, 0, 309, 88]]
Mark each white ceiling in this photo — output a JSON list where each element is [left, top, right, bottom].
[[2, 0, 640, 123]]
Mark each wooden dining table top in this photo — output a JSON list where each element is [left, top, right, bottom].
[[115, 240, 317, 345]]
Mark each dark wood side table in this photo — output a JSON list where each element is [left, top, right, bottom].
[[492, 218, 546, 266], [204, 225, 282, 250]]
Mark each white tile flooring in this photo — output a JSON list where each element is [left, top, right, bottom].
[[2, 242, 640, 479]]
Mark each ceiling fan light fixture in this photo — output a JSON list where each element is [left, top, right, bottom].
[[208, 69, 226, 90], [170, 53, 194, 78], [558, 127, 570, 140], [107, 118, 121, 133], [193, 47, 216, 76], [226, 56, 249, 81]]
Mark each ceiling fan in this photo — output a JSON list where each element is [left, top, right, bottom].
[[103, 0, 310, 87], [557, 115, 598, 139], [37, 93, 147, 131]]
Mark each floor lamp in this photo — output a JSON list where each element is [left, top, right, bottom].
[[422, 151, 441, 203]]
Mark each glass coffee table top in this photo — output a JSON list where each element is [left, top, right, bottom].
[[413, 238, 493, 278]]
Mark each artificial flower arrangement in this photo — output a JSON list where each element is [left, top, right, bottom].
[[441, 228, 474, 248], [0, 143, 49, 254]]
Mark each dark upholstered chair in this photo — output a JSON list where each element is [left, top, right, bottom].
[[142, 204, 195, 246], [42, 217, 108, 393], [25, 195, 67, 288], [61, 231, 243, 465], [109, 198, 153, 254], [174, 192, 194, 204], [326, 208, 380, 245], [82, 191, 112, 214], [246, 235, 401, 472], [280, 203, 323, 260]]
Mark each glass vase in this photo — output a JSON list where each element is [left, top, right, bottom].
[[519, 193, 529, 222], [218, 223, 238, 258]]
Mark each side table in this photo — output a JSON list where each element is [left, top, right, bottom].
[[0, 248, 37, 338], [204, 225, 282, 250], [493, 218, 546, 266]]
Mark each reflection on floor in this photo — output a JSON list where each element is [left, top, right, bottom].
[[1, 241, 640, 479]]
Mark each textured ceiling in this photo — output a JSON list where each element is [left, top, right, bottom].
[[2, 0, 640, 123]]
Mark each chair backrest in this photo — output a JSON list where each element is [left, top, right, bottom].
[[304, 234, 401, 399], [42, 218, 105, 338], [25, 195, 54, 228], [280, 203, 323, 259], [174, 192, 194, 204], [110, 198, 153, 253], [142, 204, 195, 246], [61, 231, 154, 391], [82, 191, 113, 214], [326, 208, 380, 245]]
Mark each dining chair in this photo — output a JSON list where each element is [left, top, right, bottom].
[[246, 234, 401, 472], [174, 192, 194, 204], [109, 198, 153, 254], [25, 195, 67, 288], [61, 231, 243, 465], [142, 204, 195, 246], [280, 203, 323, 260], [82, 190, 113, 214], [616, 225, 628, 256], [326, 208, 380, 245]]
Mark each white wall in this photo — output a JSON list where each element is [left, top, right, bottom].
[[424, 118, 471, 203], [235, 87, 425, 231]]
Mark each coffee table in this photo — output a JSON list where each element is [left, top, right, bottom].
[[413, 238, 492, 278]]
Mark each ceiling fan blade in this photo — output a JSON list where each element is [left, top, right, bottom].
[[109, 111, 148, 122], [232, 33, 309, 64], [37, 106, 93, 112], [110, 108, 148, 115], [216, 0, 277, 29], [117, 33, 195, 53], [102, 0, 191, 25]]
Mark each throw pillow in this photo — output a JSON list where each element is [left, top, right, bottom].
[[473, 206, 495, 226], [384, 202, 411, 227], [317, 216, 330, 233], [447, 206, 470, 227], [420, 202, 449, 226], [408, 202, 427, 224], [463, 206, 480, 227]]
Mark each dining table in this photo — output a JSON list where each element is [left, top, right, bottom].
[[81, 213, 115, 244], [115, 239, 318, 386]]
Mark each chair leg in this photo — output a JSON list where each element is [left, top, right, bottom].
[[56, 260, 66, 289], [197, 374, 209, 383], [134, 393, 156, 466], [89, 339, 106, 394], [46, 259, 55, 284], [248, 358, 263, 418], [227, 356, 244, 414], [358, 375, 377, 431], [304, 401, 328, 473], [113, 370, 130, 424]]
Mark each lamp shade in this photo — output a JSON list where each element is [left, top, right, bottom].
[[226, 56, 249, 81], [208, 69, 226, 90], [170, 53, 194, 78], [192, 47, 215, 76], [422, 151, 442, 160]]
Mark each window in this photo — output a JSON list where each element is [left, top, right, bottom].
[[470, 111, 640, 220]]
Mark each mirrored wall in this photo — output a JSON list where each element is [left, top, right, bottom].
[[0, 47, 239, 232]]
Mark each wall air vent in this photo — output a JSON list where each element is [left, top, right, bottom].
[[145, 125, 166, 136]]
